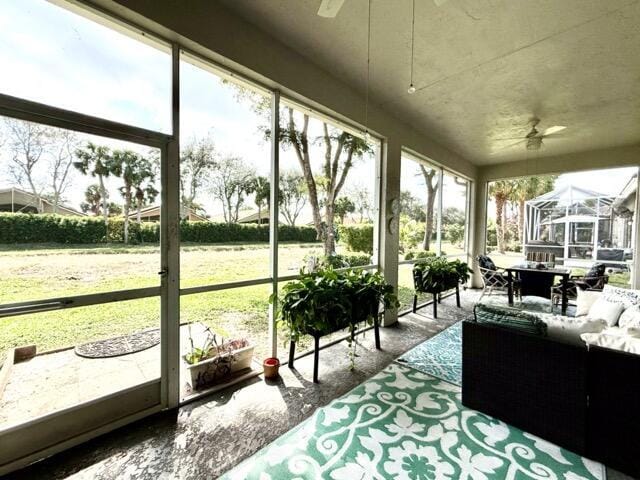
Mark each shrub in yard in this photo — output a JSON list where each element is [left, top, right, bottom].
[[404, 250, 437, 261], [311, 253, 373, 269], [339, 224, 374, 254], [0, 213, 107, 244], [443, 223, 465, 246], [0, 213, 319, 245]]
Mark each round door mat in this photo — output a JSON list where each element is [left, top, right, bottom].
[[75, 329, 161, 358]]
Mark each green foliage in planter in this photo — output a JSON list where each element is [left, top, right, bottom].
[[412, 257, 471, 294], [339, 224, 374, 254], [273, 268, 398, 344]]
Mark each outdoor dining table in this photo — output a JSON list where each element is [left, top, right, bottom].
[[505, 265, 572, 314]]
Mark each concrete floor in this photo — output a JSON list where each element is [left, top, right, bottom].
[[5, 291, 636, 480], [0, 323, 223, 428]]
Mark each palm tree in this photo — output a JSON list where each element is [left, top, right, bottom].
[[112, 149, 158, 242], [489, 180, 515, 254], [80, 184, 103, 216], [250, 175, 270, 225], [74, 143, 116, 233], [135, 183, 159, 223], [512, 176, 557, 242]]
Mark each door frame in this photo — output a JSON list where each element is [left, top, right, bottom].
[[0, 46, 181, 470]]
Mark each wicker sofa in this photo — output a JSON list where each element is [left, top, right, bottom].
[[462, 288, 640, 478]]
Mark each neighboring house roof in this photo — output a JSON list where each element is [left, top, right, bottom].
[[237, 209, 270, 224], [0, 187, 85, 216], [129, 204, 209, 222]]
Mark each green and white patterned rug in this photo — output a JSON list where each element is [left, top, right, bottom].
[[221, 363, 605, 480], [397, 322, 462, 386]]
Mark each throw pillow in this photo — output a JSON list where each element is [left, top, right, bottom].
[[602, 285, 640, 309], [473, 303, 547, 336], [478, 255, 497, 271], [542, 315, 607, 346], [580, 332, 640, 354], [588, 297, 625, 327], [618, 305, 640, 328], [599, 326, 640, 339], [585, 263, 606, 278], [576, 289, 601, 317]]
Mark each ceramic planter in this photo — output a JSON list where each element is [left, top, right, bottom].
[[184, 343, 254, 390]]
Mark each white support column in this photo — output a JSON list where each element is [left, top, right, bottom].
[[379, 139, 401, 326], [523, 202, 528, 252], [268, 91, 280, 358], [436, 168, 443, 255], [633, 168, 640, 289], [470, 180, 487, 288], [564, 205, 570, 263], [593, 198, 600, 261], [161, 43, 181, 409]]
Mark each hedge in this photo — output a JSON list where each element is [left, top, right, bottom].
[[0, 213, 319, 245], [339, 224, 374, 254]]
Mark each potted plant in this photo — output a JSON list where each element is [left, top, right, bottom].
[[412, 256, 471, 317], [183, 326, 254, 390], [274, 267, 397, 382]]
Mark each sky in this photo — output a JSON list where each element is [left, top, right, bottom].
[[0, 1, 635, 222], [0, 0, 377, 220]]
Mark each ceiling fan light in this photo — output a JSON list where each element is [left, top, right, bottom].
[[408, 84, 416, 94]]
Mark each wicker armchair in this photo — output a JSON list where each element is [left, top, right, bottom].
[[550, 263, 608, 307], [476, 255, 521, 302]]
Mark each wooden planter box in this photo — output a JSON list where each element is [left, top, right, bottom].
[[184, 343, 254, 390]]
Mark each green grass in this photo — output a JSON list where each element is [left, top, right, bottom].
[[0, 242, 330, 362]]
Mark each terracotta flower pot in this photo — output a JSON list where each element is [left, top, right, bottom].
[[263, 357, 280, 379]]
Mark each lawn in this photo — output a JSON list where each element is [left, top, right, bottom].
[[0, 242, 329, 363]]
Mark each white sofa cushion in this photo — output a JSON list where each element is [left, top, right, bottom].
[[619, 305, 640, 328], [602, 285, 640, 309], [580, 331, 640, 354], [588, 296, 625, 326], [540, 314, 607, 346], [576, 289, 601, 317]]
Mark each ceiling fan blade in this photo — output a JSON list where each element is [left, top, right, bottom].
[[317, 0, 345, 18], [493, 136, 527, 141], [492, 139, 527, 152], [434, 0, 449, 5], [542, 125, 567, 136]]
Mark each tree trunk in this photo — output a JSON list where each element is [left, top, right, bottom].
[[123, 189, 131, 244], [52, 192, 59, 214], [137, 199, 142, 223], [496, 195, 506, 254], [420, 166, 438, 251], [518, 199, 525, 243], [289, 110, 323, 241], [324, 202, 336, 256], [98, 174, 109, 238], [257, 204, 262, 225]]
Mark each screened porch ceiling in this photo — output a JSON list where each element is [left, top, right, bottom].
[[220, 0, 640, 166]]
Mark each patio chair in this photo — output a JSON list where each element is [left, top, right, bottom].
[[476, 255, 521, 302], [550, 262, 608, 307]]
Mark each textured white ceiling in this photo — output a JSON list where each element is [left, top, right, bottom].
[[220, 0, 640, 165]]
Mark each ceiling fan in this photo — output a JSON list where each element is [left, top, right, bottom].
[[495, 118, 567, 151], [317, 0, 449, 18]]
